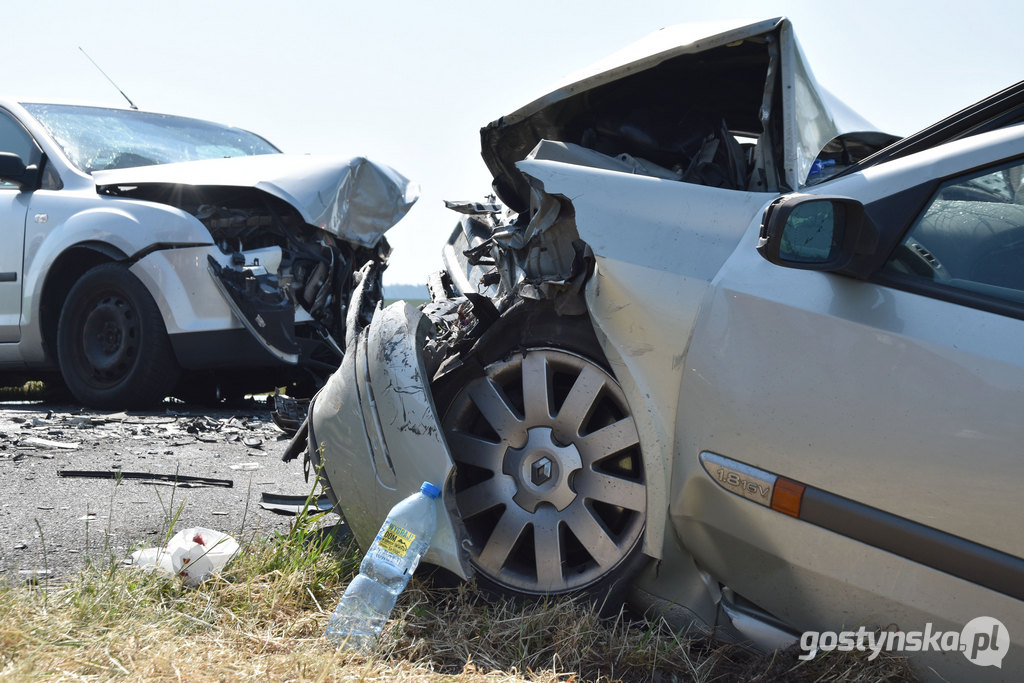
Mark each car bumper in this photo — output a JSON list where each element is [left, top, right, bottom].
[[308, 301, 471, 579]]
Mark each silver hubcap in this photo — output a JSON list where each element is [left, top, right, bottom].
[[443, 347, 645, 594], [504, 427, 582, 513]]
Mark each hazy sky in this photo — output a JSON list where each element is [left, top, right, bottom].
[[7, 1, 1022, 285]]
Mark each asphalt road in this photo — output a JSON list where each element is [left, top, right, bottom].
[[0, 398, 330, 584]]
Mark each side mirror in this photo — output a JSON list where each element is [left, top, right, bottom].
[[0, 152, 38, 190], [757, 194, 875, 271]]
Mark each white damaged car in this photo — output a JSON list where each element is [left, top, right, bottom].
[[306, 17, 1024, 679], [0, 100, 416, 407]]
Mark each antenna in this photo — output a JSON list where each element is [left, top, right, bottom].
[[78, 47, 138, 110]]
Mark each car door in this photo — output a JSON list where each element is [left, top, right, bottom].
[[0, 110, 34, 343], [675, 133, 1024, 626]]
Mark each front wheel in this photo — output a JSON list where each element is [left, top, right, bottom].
[[435, 307, 647, 599], [57, 263, 180, 409]]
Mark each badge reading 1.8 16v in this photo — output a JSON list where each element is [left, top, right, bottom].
[[370, 523, 417, 567]]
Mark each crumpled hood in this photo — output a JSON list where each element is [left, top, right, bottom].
[[481, 17, 896, 211], [94, 154, 419, 247]]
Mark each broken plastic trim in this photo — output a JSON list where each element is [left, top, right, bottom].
[[207, 255, 300, 364], [259, 492, 334, 516]]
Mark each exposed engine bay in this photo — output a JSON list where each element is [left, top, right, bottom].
[[133, 184, 384, 374], [194, 189, 387, 369]]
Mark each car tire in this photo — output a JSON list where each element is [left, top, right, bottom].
[[57, 263, 181, 409], [434, 303, 648, 601]]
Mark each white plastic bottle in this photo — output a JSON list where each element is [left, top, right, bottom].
[[324, 481, 441, 650]]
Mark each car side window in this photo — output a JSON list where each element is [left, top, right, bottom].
[[0, 110, 61, 190], [0, 110, 38, 190], [883, 159, 1024, 305], [0, 111, 35, 162]]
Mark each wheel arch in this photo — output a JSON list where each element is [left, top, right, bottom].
[[39, 242, 128, 362]]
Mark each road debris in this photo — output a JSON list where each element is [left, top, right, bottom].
[[19, 569, 53, 584], [22, 437, 80, 450], [126, 527, 240, 586], [269, 392, 308, 435], [2, 406, 284, 457], [1, 403, 327, 580], [57, 470, 234, 488], [259, 492, 334, 516]]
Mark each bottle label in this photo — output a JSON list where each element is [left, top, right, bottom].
[[371, 522, 416, 564]]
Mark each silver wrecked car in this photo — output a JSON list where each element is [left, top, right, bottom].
[[0, 100, 416, 407], [307, 17, 1024, 679]]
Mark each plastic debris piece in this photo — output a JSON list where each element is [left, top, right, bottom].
[[23, 437, 80, 450], [269, 392, 309, 435], [19, 569, 52, 583], [259, 492, 334, 516], [127, 527, 240, 586], [228, 462, 260, 471]]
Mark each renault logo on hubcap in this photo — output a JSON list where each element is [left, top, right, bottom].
[[503, 427, 582, 512], [531, 457, 553, 485]]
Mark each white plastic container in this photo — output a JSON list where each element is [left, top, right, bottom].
[[325, 481, 441, 650]]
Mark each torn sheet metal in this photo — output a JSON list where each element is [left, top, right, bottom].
[[95, 154, 419, 247], [344, 261, 382, 351], [479, 17, 895, 211]]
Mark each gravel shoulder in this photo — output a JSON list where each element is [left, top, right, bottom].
[[0, 399, 324, 583]]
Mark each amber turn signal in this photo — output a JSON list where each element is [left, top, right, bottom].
[[771, 477, 805, 517]]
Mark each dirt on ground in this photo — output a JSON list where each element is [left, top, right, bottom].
[[0, 398, 326, 583]]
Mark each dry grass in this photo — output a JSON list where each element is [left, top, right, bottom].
[[0, 380, 47, 401], [0, 509, 921, 682]]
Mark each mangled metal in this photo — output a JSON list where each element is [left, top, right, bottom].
[[94, 155, 419, 246], [480, 17, 895, 214], [97, 155, 418, 372], [308, 14, 907, 646]]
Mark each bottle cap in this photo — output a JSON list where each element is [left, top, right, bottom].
[[420, 481, 441, 499]]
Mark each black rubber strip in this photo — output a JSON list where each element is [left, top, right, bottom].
[[57, 470, 233, 488], [800, 487, 1024, 601]]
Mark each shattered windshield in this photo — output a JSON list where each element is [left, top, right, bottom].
[[22, 103, 280, 174]]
